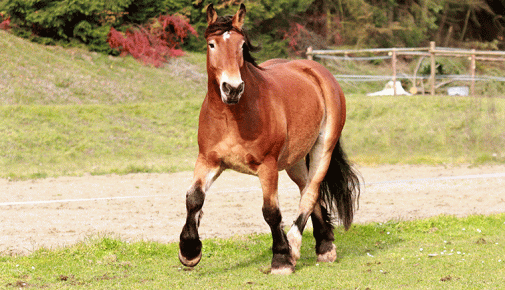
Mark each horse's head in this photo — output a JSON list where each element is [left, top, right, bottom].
[[205, 4, 249, 105]]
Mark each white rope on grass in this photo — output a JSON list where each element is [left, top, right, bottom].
[[1, 172, 504, 207]]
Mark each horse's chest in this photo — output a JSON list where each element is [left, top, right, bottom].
[[216, 140, 263, 175]]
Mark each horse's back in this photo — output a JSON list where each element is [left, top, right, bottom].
[[261, 59, 343, 101]]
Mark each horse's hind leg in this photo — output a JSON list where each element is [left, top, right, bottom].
[[285, 160, 308, 262], [286, 134, 337, 264], [286, 158, 336, 263], [179, 156, 223, 267]]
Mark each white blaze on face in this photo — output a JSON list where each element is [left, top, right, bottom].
[[223, 31, 231, 41]]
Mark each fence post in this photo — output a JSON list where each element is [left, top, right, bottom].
[[430, 41, 436, 95], [392, 48, 397, 96], [470, 49, 476, 96], [307, 46, 313, 61]]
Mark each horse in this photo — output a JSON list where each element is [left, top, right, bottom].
[[179, 3, 360, 275]]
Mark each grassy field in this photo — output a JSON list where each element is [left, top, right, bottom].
[[344, 94, 505, 165], [2, 30, 505, 179], [1, 214, 504, 289], [1, 30, 205, 179]]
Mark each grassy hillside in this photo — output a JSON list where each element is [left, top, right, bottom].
[[0, 30, 206, 105], [344, 94, 505, 165], [1, 30, 505, 179], [1, 30, 205, 179]]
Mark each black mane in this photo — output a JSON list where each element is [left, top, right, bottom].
[[205, 15, 261, 67]]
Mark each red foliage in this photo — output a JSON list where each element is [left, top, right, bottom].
[[284, 23, 307, 53], [282, 23, 315, 56], [283, 22, 330, 56], [108, 14, 197, 67], [0, 13, 11, 30]]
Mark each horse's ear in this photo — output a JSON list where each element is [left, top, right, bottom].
[[232, 3, 246, 30], [207, 3, 218, 26]]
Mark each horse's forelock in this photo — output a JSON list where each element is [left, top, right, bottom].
[[205, 16, 260, 67], [204, 16, 234, 38]]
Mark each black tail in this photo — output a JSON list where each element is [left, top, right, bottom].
[[314, 140, 360, 230]]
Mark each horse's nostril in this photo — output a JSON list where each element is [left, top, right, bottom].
[[222, 82, 231, 94], [238, 82, 245, 93]]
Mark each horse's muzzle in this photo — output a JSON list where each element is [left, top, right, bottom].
[[221, 81, 245, 104]]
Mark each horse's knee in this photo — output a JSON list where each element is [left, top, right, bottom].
[[262, 206, 291, 254], [186, 183, 205, 213], [262, 206, 282, 226]]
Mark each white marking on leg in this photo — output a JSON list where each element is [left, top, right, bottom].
[[204, 168, 221, 191], [287, 225, 302, 261], [195, 209, 203, 227]]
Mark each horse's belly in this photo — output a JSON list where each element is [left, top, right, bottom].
[[221, 155, 258, 175], [277, 130, 321, 171]]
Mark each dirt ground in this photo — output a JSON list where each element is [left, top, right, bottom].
[[1, 165, 505, 255]]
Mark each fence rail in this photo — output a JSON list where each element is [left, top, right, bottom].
[[306, 42, 505, 96]]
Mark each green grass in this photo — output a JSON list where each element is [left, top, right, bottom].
[[2, 30, 505, 179], [0, 102, 200, 179], [0, 30, 206, 105], [1, 30, 205, 179], [3, 94, 504, 180], [343, 94, 505, 165], [1, 214, 504, 289]]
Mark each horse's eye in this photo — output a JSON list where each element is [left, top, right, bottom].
[[209, 43, 215, 49]]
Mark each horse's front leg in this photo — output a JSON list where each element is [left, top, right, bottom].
[[258, 157, 295, 275], [179, 156, 222, 267]]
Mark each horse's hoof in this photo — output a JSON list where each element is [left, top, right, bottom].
[[178, 250, 202, 267], [317, 243, 336, 263], [271, 253, 295, 274]]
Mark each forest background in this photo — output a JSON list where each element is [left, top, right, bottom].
[[1, 0, 505, 63]]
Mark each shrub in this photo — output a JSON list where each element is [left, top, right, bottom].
[[0, 12, 10, 30], [283, 22, 326, 56], [0, 0, 132, 51], [107, 14, 197, 67], [0, 0, 198, 57]]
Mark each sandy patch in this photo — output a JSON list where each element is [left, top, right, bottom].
[[1, 165, 504, 255]]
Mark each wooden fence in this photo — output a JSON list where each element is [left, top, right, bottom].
[[306, 41, 505, 96]]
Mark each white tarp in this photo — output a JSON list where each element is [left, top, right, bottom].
[[447, 86, 469, 96], [367, 81, 412, 96]]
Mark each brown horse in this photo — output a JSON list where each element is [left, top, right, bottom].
[[179, 4, 360, 275]]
